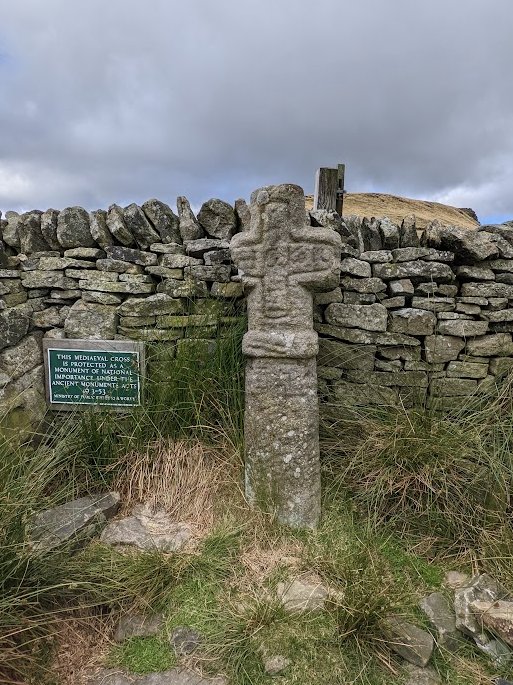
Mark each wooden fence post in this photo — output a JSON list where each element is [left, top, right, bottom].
[[313, 164, 346, 215]]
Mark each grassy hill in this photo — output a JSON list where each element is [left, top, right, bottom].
[[305, 192, 480, 230]]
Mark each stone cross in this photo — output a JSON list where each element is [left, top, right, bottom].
[[231, 184, 341, 528]]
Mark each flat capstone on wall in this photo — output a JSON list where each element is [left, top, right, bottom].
[[2, 191, 513, 425]]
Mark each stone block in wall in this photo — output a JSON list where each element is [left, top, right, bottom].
[[375, 358, 402, 371], [460, 282, 513, 299], [234, 198, 251, 232], [392, 247, 454, 263], [378, 218, 400, 250], [185, 265, 231, 282], [119, 315, 156, 328], [314, 288, 342, 305], [210, 282, 244, 298], [430, 378, 478, 397], [495, 273, 513, 285], [67, 269, 118, 282], [0, 305, 30, 350], [38, 257, 96, 271], [78, 279, 155, 295], [381, 296, 406, 308], [105, 246, 158, 266], [3, 212, 21, 249], [177, 196, 204, 241], [57, 207, 95, 249], [184, 238, 230, 258], [64, 248, 105, 259], [332, 379, 397, 406], [64, 301, 117, 339], [489, 357, 513, 377], [204, 248, 231, 265], [347, 369, 428, 387], [316, 323, 421, 348], [481, 310, 513, 323], [487, 297, 509, 310], [106, 205, 135, 246], [33, 307, 62, 329], [18, 211, 50, 254], [437, 320, 489, 337], [118, 274, 153, 283], [118, 327, 183, 341], [455, 302, 482, 315], [446, 361, 489, 379], [340, 258, 371, 278], [341, 277, 387, 294], [422, 222, 499, 262], [389, 279, 414, 295], [399, 215, 419, 248], [379, 346, 421, 361], [325, 303, 387, 332], [118, 294, 184, 317], [89, 210, 113, 249], [83, 291, 123, 305], [0, 334, 41, 382], [157, 278, 208, 298], [97, 259, 143, 274], [373, 260, 455, 282], [149, 242, 184, 254], [3, 292, 27, 307], [123, 203, 160, 249], [456, 265, 495, 281], [389, 308, 436, 336], [411, 297, 456, 313], [317, 338, 376, 372], [20, 270, 76, 290], [416, 283, 458, 297], [40, 209, 60, 250], [198, 199, 237, 240], [488, 259, 513, 273], [343, 292, 376, 304], [142, 200, 181, 244], [159, 254, 202, 268], [360, 250, 393, 263], [424, 335, 465, 363], [466, 333, 513, 357], [145, 266, 184, 279]]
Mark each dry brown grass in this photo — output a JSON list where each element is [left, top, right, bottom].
[[305, 191, 480, 230], [110, 439, 243, 533]]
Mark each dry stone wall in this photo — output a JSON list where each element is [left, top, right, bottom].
[[2, 191, 513, 425], [0, 198, 247, 425]]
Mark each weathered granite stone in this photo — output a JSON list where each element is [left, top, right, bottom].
[[410, 297, 456, 313], [454, 574, 510, 638], [57, 206, 94, 248], [100, 512, 192, 552], [389, 308, 436, 336], [105, 245, 158, 266], [235, 197, 251, 231], [403, 665, 441, 685], [456, 265, 495, 280], [417, 282, 458, 297], [467, 333, 513, 357], [347, 369, 428, 387], [185, 265, 231, 282], [325, 303, 387, 332], [470, 600, 513, 647], [145, 266, 183, 278], [39, 256, 95, 271], [461, 282, 513, 298], [389, 279, 414, 295], [378, 217, 400, 249], [231, 184, 341, 528], [340, 257, 371, 277], [2, 212, 21, 249], [114, 612, 164, 641], [20, 270, 75, 290], [489, 357, 513, 376], [341, 276, 386, 294], [119, 294, 183, 317], [33, 307, 62, 329], [82, 291, 124, 305], [124, 203, 160, 249], [482, 309, 513, 322], [177, 196, 204, 241], [360, 250, 393, 263], [423, 222, 499, 262], [344, 292, 376, 304], [142, 199, 181, 244], [28, 492, 120, 552], [185, 238, 230, 257], [106, 204, 134, 246], [67, 269, 118, 282], [64, 300, 117, 339], [276, 578, 328, 611], [79, 279, 154, 295], [149, 242, 184, 254], [89, 209, 113, 248], [446, 361, 489, 378], [0, 306, 30, 350], [419, 592, 460, 651], [157, 278, 209, 298], [160, 254, 202, 268], [19, 211, 50, 253], [97, 258, 143, 273], [263, 655, 291, 675], [437, 320, 489, 337], [400, 215, 420, 248], [0, 334, 41, 381], [211, 282, 244, 298], [424, 335, 465, 363], [40, 209, 60, 250], [373, 260, 454, 282], [64, 247, 105, 259], [381, 617, 434, 667], [198, 198, 236, 240]]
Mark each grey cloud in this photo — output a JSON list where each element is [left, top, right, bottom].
[[0, 0, 512, 222]]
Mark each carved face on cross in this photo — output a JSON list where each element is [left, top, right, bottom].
[[231, 185, 341, 331]]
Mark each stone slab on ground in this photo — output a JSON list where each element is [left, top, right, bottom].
[[101, 510, 193, 552], [470, 600, 513, 647], [275, 577, 328, 612], [403, 664, 441, 685], [381, 617, 434, 667], [28, 492, 120, 552], [114, 613, 165, 642], [419, 592, 460, 651]]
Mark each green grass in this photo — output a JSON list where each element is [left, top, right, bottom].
[[108, 636, 177, 674]]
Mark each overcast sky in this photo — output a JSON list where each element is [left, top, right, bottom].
[[1, 0, 512, 224]]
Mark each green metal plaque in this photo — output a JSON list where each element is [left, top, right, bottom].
[[45, 342, 143, 408]]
